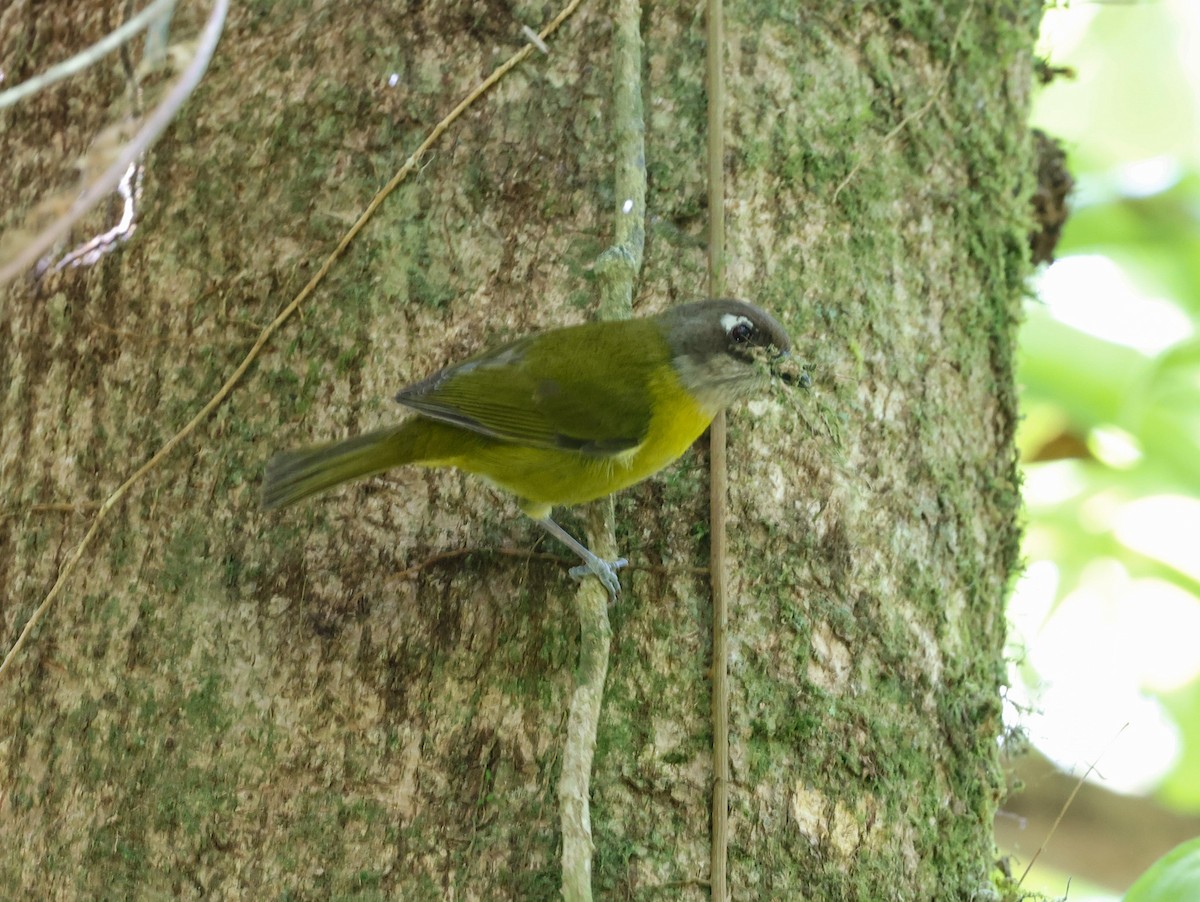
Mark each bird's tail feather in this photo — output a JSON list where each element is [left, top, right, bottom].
[[261, 426, 415, 509]]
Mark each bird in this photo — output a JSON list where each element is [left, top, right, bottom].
[[262, 299, 798, 596]]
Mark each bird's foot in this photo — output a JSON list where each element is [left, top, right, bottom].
[[568, 557, 628, 598]]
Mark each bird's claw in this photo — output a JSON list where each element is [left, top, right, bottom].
[[569, 557, 628, 597]]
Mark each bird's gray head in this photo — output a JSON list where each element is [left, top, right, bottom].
[[658, 299, 797, 412]]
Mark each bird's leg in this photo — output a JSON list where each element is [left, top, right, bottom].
[[535, 516, 628, 598]]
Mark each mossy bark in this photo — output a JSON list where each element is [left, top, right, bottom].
[[1, 1, 1036, 898]]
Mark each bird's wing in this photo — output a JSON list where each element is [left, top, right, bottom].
[[395, 321, 659, 456]]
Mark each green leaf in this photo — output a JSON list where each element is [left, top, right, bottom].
[[1124, 836, 1200, 902]]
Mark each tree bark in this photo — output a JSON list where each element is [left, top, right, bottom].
[[1, 1, 1037, 898]]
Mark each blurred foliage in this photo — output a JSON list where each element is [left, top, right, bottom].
[[1017, 0, 1200, 821], [1124, 836, 1200, 902]]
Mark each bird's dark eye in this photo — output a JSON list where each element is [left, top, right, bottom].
[[730, 320, 754, 343]]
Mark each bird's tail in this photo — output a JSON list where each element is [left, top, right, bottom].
[[262, 426, 416, 509]]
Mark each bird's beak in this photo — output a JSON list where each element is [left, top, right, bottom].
[[773, 350, 811, 388]]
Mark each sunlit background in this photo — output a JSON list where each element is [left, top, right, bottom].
[[1008, 0, 1200, 897]]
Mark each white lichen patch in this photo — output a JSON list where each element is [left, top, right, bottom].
[[790, 783, 827, 845], [807, 624, 852, 692], [793, 781, 886, 860]]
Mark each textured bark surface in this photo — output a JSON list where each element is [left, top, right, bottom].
[[1, 1, 1037, 898]]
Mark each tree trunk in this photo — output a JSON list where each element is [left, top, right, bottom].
[[1, 1, 1036, 898]]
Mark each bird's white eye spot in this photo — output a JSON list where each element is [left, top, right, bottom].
[[721, 314, 755, 343]]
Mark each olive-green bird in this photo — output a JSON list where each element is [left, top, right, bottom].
[[262, 299, 797, 595]]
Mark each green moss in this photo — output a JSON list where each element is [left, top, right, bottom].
[[161, 521, 211, 596]]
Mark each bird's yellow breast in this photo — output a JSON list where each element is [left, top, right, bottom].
[[608, 365, 715, 490]]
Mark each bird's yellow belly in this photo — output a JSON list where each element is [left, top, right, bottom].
[[441, 369, 715, 517]]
